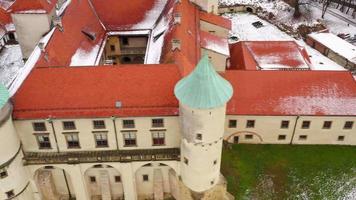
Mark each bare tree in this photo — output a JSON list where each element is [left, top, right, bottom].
[[294, 0, 310, 17], [322, 0, 331, 18]]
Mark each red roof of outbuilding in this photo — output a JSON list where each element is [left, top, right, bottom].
[[13, 65, 181, 119], [225, 70, 356, 116], [0, 8, 11, 25], [229, 41, 311, 70], [199, 11, 231, 30]]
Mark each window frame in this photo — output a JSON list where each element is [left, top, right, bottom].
[[299, 135, 307, 140], [152, 131, 165, 146], [93, 120, 106, 129], [62, 121, 76, 130], [337, 135, 345, 141], [122, 119, 135, 129], [246, 120, 255, 128], [142, 174, 149, 182], [280, 120, 290, 129], [228, 120, 237, 128], [278, 135, 286, 140], [32, 122, 47, 132], [0, 167, 8, 179], [93, 132, 108, 148], [6, 190, 14, 198], [322, 121, 332, 129], [36, 134, 52, 149], [115, 176, 121, 183], [89, 176, 96, 183], [343, 121, 354, 129], [152, 118, 164, 128], [122, 131, 137, 147], [245, 134, 253, 139], [301, 121, 310, 129], [64, 133, 80, 149]]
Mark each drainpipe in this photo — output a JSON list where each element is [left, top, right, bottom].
[[62, 169, 72, 199], [111, 116, 119, 150], [290, 116, 300, 145], [47, 118, 60, 153]]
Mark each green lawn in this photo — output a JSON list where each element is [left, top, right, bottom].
[[221, 144, 356, 200]]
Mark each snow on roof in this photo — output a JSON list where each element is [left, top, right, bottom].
[[309, 32, 356, 63], [0, 0, 15, 10], [70, 44, 101, 66], [0, 26, 5, 38], [56, 0, 71, 16], [15, 9, 47, 14], [225, 70, 356, 116], [8, 28, 55, 96], [4, 23, 14, 31], [132, 0, 167, 29], [200, 30, 229, 56], [11, 0, 58, 14]]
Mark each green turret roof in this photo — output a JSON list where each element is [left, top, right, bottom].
[[0, 84, 9, 110], [174, 55, 233, 109]]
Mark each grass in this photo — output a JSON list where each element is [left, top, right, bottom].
[[221, 144, 356, 200]]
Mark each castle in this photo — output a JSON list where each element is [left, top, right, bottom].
[[0, 0, 355, 199]]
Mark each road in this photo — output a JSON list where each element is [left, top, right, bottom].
[[310, 2, 356, 27]]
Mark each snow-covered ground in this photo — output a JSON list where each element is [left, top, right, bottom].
[[0, 45, 24, 88], [226, 13, 345, 71]]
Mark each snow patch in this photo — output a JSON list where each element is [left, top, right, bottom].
[[132, 0, 167, 29], [15, 9, 47, 14], [70, 44, 101, 66]]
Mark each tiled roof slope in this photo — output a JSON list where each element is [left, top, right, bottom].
[[11, 0, 58, 13], [13, 65, 181, 119], [225, 70, 356, 116]]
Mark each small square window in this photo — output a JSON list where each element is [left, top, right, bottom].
[[94, 132, 108, 148], [323, 121, 332, 129], [301, 121, 310, 129], [89, 176, 96, 183], [152, 131, 165, 146], [122, 120, 135, 129], [115, 176, 121, 182], [196, 133, 202, 140], [299, 135, 307, 140], [281, 120, 289, 129], [142, 174, 149, 182], [343, 121, 354, 129], [278, 135, 286, 140], [210, 180, 214, 185], [122, 37, 129, 45], [152, 119, 164, 128], [338, 136, 345, 141], [33, 122, 47, 131], [65, 134, 80, 148], [246, 120, 255, 128], [0, 168, 8, 179], [93, 120, 105, 129], [228, 120, 237, 128], [184, 157, 189, 165], [110, 45, 115, 51], [245, 134, 253, 139], [123, 132, 136, 146], [6, 190, 14, 198], [63, 121, 76, 130], [213, 160, 217, 165]]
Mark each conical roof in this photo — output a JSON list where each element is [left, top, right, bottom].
[[0, 84, 9, 110], [174, 55, 233, 109]]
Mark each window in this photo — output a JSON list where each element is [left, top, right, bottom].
[[338, 136, 345, 141], [6, 190, 14, 198], [245, 134, 253, 139], [65, 133, 80, 148], [110, 45, 115, 51], [184, 157, 189, 165], [115, 176, 121, 182], [33, 122, 46, 131], [94, 132, 108, 147], [210, 180, 214, 185], [278, 135, 286, 140], [37, 134, 51, 149], [246, 120, 255, 128], [301, 121, 310, 129], [343, 121, 354, 129], [322, 121, 332, 129], [228, 120, 237, 128], [123, 132, 136, 146], [93, 120, 105, 129], [142, 174, 149, 182], [89, 176, 96, 183], [0, 168, 8, 179], [281, 120, 289, 129], [122, 37, 129, 45], [152, 131, 165, 146], [299, 135, 307, 140], [213, 160, 217, 165], [122, 120, 135, 128], [63, 121, 76, 130], [152, 118, 164, 128], [233, 136, 239, 144], [196, 133, 202, 140]]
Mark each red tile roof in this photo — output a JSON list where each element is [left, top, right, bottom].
[[200, 30, 229, 55], [225, 70, 356, 116], [11, 0, 58, 13], [199, 11, 231, 30], [90, 0, 164, 30], [229, 41, 312, 70], [12, 65, 181, 119], [35, 0, 105, 67], [0, 8, 11, 25]]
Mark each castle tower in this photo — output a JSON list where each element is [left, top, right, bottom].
[[174, 55, 233, 192], [0, 84, 33, 200], [190, 0, 219, 14]]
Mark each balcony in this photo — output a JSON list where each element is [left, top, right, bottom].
[[23, 148, 180, 165]]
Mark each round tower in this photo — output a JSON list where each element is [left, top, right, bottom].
[[174, 55, 233, 192], [0, 84, 33, 199]]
